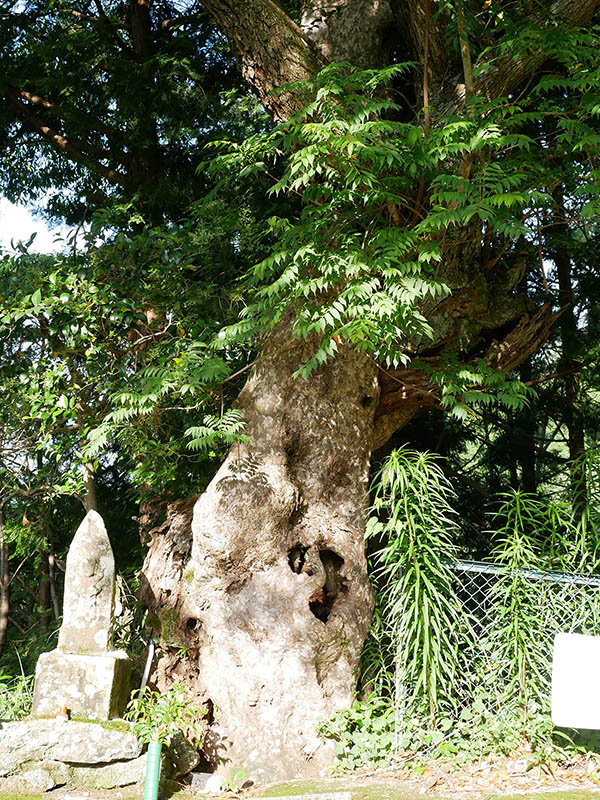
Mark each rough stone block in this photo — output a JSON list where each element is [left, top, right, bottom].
[[8, 766, 58, 793], [0, 719, 197, 796], [31, 649, 131, 720], [0, 718, 141, 768], [70, 749, 174, 794], [70, 753, 147, 790], [190, 771, 225, 791], [167, 732, 200, 776]]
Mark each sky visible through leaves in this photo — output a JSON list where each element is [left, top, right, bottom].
[[0, 200, 71, 254]]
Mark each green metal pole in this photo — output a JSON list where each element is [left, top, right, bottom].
[[144, 740, 162, 800]]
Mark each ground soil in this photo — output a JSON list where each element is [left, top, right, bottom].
[[253, 767, 600, 800], [5, 758, 600, 800]]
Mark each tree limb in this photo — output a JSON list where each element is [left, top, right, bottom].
[[6, 90, 129, 186], [457, 5, 474, 99], [449, 0, 600, 107], [9, 86, 123, 142], [199, 0, 325, 120], [65, 2, 131, 52], [372, 304, 562, 450]]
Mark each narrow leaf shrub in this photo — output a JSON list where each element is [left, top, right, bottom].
[[366, 448, 472, 719]]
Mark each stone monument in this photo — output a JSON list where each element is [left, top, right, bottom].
[[0, 509, 199, 795], [31, 509, 131, 719]]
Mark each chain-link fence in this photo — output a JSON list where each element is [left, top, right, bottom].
[[394, 559, 600, 755]]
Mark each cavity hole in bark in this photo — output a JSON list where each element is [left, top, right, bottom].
[[289, 508, 304, 527], [361, 395, 374, 408], [309, 549, 346, 623], [195, 751, 216, 773], [288, 544, 308, 574], [196, 699, 216, 772], [185, 617, 198, 632]]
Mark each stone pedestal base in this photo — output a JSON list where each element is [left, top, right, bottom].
[[31, 650, 131, 720], [0, 719, 197, 796]]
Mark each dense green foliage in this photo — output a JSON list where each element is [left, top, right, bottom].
[[206, 47, 600, 395], [0, 1, 249, 222], [1, 5, 599, 519]]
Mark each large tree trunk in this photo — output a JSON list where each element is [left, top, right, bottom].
[[0, 508, 9, 659], [144, 329, 380, 779], [190, 332, 378, 778], [140, 310, 554, 780], [139, 0, 600, 783]]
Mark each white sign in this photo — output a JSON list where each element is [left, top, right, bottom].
[[552, 631, 600, 729]]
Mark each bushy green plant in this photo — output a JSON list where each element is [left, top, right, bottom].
[[317, 695, 395, 771], [486, 491, 549, 704], [0, 673, 33, 721], [480, 488, 600, 709], [323, 449, 600, 772], [358, 602, 395, 700], [320, 448, 474, 770], [125, 684, 204, 747], [397, 694, 576, 769]]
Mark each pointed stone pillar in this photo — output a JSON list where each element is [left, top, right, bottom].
[[58, 509, 116, 654], [31, 511, 131, 720]]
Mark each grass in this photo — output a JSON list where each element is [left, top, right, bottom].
[[254, 779, 600, 799]]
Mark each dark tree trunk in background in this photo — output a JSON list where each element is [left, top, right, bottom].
[[517, 359, 537, 495], [549, 190, 586, 512], [39, 553, 50, 633], [47, 545, 60, 622], [81, 462, 98, 512], [139, 0, 600, 782], [126, 0, 162, 215]]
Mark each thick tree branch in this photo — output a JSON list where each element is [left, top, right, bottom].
[[372, 304, 561, 449], [6, 90, 129, 186], [485, 304, 562, 373], [13, 88, 53, 109], [199, 0, 325, 120], [448, 0, 600, 107], [62, 3, 131, 52], [160, 12, 206, 31], [68, 8, 103, 24], [8, 86, 122, 150], [300, 0, 393, 68], [394, 0, 455, 103]]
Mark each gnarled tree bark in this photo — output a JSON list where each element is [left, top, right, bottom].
[[189, 332, 378, 776]]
